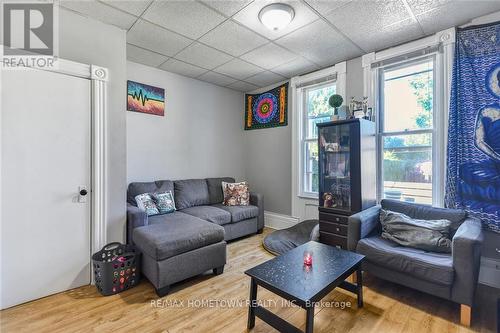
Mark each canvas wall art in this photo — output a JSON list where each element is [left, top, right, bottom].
[[127, 80, 165, 116], [245, 82, 288, 130]]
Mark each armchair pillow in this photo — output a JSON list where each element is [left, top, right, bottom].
[[380, 209, 452, 253], [135, 193, 160, 216], [152, 191, 176, 214], [222, 181, 249, 206]]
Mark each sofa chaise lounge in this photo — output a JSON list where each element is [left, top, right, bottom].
[[127, 177, 264, 296]]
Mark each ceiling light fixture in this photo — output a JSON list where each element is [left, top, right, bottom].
[[258, 3, 295, 31]]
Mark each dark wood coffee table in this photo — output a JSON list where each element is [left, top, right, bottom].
[[245, 241, 364, 333]]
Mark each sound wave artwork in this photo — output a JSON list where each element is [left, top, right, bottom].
[[127, 80, 165, 116]]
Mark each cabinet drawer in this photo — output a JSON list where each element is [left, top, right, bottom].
[[319, 221, 348, 236], [478, 257, 500, 289], [320, 231, 347, 249], [319, 212, 348, 224]]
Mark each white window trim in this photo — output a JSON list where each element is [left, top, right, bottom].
[[362, 28, 455, 207], [291, 62, 346, 218], [302, 80, 337, 198]]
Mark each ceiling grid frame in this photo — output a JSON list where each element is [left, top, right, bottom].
[[60, 0, 500, 91]]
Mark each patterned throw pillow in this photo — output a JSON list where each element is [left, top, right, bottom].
[[135, 193, 160, 216], [152, 191, 176, 214], [222, 181, 249, 206]]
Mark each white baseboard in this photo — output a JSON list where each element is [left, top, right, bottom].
[[264, 211, 299, 230], [479, 257, 500, 289]]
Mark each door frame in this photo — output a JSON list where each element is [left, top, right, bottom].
[[1, 59, 109, 267]]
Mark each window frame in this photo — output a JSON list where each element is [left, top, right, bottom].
[[375, 54, 445, 206], [291, 63, 347, 221], [300, 81, 337, 197]]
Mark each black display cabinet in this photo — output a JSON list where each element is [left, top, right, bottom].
[[317, 119, 376, 249]]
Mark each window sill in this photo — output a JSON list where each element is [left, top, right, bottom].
[[297, 194, 319, 200]]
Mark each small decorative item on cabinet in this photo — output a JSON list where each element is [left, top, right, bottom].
[[328, 94, 343, 121]]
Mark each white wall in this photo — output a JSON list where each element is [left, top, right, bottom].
[[59, 9, 127, 242], [243, 82, 292, 216], [346, 57, 364, 99], [127, 61, 245, 183]]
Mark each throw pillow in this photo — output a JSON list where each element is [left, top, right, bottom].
[[222, 181, 249, 206], [135, 193, 160, 216], [380, 209, 452, 253], [152, 191, 176, 214]]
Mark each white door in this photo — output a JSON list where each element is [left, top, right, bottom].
[[1, 67, 91, 309]]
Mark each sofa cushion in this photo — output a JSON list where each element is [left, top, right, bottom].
[[357, 236, 454, 285], [222, 181, 250, 206], [380, 209, 452, 253], [174, 179, 210, 210], [152, 191, 176, 214], [127, 180, 174, 206], [206, 177, 235, 204], [381, 199, 466, 233], [181, 206, 232, 225], [213, 204, 259, 222], [135, 193, 160, 216], [133, 211, 224, 261]]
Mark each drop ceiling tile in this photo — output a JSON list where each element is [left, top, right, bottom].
[[347, 18, 423, 52], [160, 58, 208, 78], [175, 42, 233, 70], [198, 71, 238, 86], [325, 0, 411, 37], [415, 1, 500, 35], [127, 20, 192, 56], [276, 20, 360, 67], [201, 0, 253, 17], [214, 58, 263, 80], [240, 43, 298, 70], [61, 0, 137, 30], [245, 71, 286, 87], [199, 21, 268, 56], [227, 80, 259, 92], [127, 44, 169, 67], [100, 0, 153, 16], [406, 0, 451, 15], [142, 0, 226, 39], [303, 0, 352, 15], [233, 0, 320, 40], [272, 57, 319, 78]]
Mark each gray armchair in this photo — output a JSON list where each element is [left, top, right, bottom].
[[348, 199, 483, 327]]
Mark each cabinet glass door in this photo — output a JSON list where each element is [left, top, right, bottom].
[[319, 123, 351, 212]]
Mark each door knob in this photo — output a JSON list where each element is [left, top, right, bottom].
[[78, 186, 88, 203]]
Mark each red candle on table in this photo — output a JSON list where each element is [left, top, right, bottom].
[[303, 250, 313, 266]]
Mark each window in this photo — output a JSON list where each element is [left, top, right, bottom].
[[378, 58, 435, 204], [302, 82, 336, 195]]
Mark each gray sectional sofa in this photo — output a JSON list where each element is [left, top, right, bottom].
[[127, 177, 264, 296]]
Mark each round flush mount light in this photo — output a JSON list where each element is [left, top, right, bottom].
[[258, 3, 295, 31]]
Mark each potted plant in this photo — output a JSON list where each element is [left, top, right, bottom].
[[328, 94, 343, 121]]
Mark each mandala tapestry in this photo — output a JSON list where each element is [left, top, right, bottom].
[[244, 82, 288, 130], [445, 22, 500, 233]]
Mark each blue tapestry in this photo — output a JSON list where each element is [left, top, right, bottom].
[[445, 22, 500, 233]]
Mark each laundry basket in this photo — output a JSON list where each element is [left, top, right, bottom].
[[92, 242, 141, 296]]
